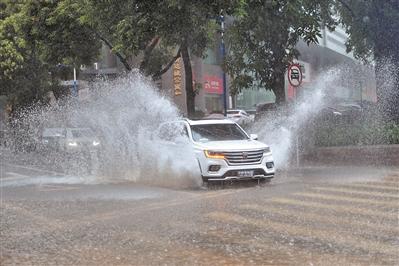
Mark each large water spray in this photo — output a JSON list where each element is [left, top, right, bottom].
[[3, 63, 392, 187], [4, 72, 201, 188], [249, 67, 358, 168]]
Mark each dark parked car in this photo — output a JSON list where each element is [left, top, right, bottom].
[[254, 102, 278, 121]]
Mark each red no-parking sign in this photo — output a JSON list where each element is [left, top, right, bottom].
[[288, 63, 303, 87]]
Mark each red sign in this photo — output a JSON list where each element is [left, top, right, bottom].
[[204, 75, 223, 94], [288, 64, 303, 87]]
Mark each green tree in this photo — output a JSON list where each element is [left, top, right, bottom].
[[79, 0, 240, 117], [225, 0, 336, 103], [336, 0, 399, 120], [0, 0, 100, 111]]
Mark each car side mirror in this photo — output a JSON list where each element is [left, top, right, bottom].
[[250, 134, 258, 140]]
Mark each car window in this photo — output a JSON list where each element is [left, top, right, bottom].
[[190, 123, 248, 141], [71, 129, 94, 138]]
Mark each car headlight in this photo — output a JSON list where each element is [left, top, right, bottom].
[[68, 141, 78, 147], [204, 150, 225, 159], [92, 140, 100, 146], [263, 147, 271, 154]]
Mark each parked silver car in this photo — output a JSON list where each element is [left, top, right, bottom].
[[226, 109, 253, 125], [40, 127, 100, 152]]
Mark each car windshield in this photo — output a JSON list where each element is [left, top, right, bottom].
[[42, 128, 65, 137], [71, 129, 94, 138], [190, 123, 248, 141]]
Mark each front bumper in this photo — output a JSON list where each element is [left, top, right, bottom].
[[204, 170, 274, 181], [197, 152, 275, 182]]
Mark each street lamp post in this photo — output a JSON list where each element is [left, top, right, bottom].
[[220, 12, 227, 117]]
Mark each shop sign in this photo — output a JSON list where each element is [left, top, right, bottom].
[[173, 58, 182, 96], [204, 75, 223, 94]]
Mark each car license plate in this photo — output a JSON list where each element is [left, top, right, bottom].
[[237, 170, 254, 177]]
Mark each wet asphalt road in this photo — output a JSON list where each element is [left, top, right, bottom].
[[1, 156, 399, 265]]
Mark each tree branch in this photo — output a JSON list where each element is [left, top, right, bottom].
[[152, 47, 181, 79], [94, 32, 132, 71], [336, 0, 357, 19], [139, 36, 160, 71]]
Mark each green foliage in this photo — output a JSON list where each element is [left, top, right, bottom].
[[80, 0, 237, 72], [0, 0, 100, 111], [225, 0, 337, 102], [78, 0, 241, 115], [337, 0, 399, 62]]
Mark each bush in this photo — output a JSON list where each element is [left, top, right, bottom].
[[314, 121, 399, 147]]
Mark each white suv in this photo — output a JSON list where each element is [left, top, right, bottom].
[[156, 119, 275, 183]]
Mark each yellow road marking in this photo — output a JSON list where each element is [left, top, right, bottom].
[[294, 192, 399, 207], [38, 184, 80, 192], [379, 181, 399, 186], [207, 211, 398, 255], [384, 177, 399, 182], [312, 187, 399, 199], [342, 183, 399, 191], [204, 230, 391, 265], [268, 198, 396, 219], [239, 204, 399, 235]]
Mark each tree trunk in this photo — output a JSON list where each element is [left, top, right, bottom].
[[181, 42, 195, 117], [273, 71, 286, 104], [375, 54, 399, 122]]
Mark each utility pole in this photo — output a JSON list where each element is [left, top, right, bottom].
[[220, 11, 227, 117]]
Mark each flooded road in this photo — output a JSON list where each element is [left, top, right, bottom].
[[1, 154, 398, 265]]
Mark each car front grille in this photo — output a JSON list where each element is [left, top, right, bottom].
[[223, 149, 264, 165]]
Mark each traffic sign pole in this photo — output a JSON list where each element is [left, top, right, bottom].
[[287, 63, 303, 168]]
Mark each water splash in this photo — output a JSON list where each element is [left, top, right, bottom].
[[375, 57, 399, 122], [249, 67, 354, 169], [4, 72, 201, 188]]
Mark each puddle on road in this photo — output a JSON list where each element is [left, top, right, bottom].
[[0, 174, 168, 201]]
